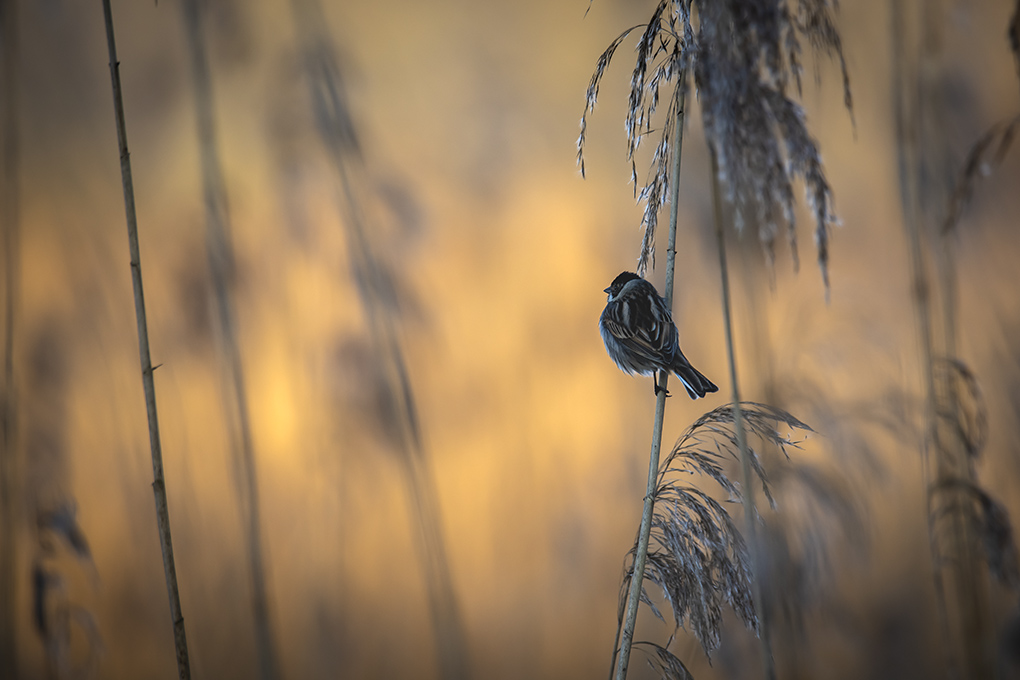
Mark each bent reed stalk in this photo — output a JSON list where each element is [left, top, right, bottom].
[[100, 1, 191, 677], [612, 71, 687, 680]]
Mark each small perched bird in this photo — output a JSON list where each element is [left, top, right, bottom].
[[600, 271, 718, 399]]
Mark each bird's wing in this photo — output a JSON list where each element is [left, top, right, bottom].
[[599, 313, 636, 340], [629, 282, 677, 353], [602, 281, 678, 360]]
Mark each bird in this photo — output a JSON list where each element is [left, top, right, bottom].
[[600, 271, 718, 399]]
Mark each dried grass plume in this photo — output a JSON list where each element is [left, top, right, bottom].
[[579, 0, 851, 289]]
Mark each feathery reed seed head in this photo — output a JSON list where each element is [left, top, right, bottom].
[[579, 0, 850, 287], [622, 403, 813, 658]]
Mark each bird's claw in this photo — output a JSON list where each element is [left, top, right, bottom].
[[653, 381, 671, 398]]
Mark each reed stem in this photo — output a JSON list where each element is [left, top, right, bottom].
[[100, 2, 191, 676], [613, 72, 686, 680], [0, 1, 19, 676], [289, 3, 471, 676], [179, 2, 279, 677], [892, 0, 992, 674], [709, 147, 774, 680]]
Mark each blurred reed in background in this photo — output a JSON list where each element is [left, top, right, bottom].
[[0, 0, 1018, 679]]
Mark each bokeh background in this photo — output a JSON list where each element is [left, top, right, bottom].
[[2, 0, 1020, 678]]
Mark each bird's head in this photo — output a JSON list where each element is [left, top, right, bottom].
[[604, 271, 642, 301]]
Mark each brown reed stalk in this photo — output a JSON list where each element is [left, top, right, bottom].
[[931, 122, 992, 680], [891, 0, 994, 675], [99, 2, 191, 677], [178, 1, 279, 678], [611, 75, 687, 680], [890, 4, 955, 673], [581, 3, 848, 677], [709, 147, 774, 680], [929, 0, 1020, 663], [289, 2, 471, 676], [0, 1, 20, 676]]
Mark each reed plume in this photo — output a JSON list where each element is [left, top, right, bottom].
[[33, 502, 101, 680], [580, 1, 850, 678], [580, 0, 849, 290], [23, 323, 101, 679], [614, 404, 813, 677]]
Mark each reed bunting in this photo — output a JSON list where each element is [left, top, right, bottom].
[[600, 271, 718, 399]]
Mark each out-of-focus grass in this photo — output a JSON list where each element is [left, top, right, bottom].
[[3, 0, 1020, 679]]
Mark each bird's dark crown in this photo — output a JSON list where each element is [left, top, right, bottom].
[[605, 271, 642, 295]]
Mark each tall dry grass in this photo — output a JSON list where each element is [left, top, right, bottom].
[[893, 0, 1020, 676], [100, 1, 191, 677], [6, 1, 1020, 678], [178, 2, 281, 679], [583, 2, 852, 676], [23, 323, 100, 679], [580, 0, 851, 677], [289, 1, 471, 677], [0, 0, 20, 676], [621, 404, 813, 678]]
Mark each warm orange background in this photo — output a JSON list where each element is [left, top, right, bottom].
[[5, 0, 1020, 678]]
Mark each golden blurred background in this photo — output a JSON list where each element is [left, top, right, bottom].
[[2, 0, 1020, 678]]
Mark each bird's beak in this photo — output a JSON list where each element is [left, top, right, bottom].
[[603, 286, 612, 294]]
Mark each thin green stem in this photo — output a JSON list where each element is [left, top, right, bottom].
[[100, 2, 191, 677], [613, 72, 686, 680], [709, 148, 774, 680]]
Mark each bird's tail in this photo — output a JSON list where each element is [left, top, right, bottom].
[[672, 353, 719, 399]]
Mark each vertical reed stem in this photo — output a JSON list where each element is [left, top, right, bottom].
[[178, 2, 279, 678], [0, 1, 19, 676], [339, 154, 471, 680], [613, 73, 686, 680], [892, 0, 992, 674], [100, 2, 191, 677], [709, 147, 774, 680], [287, 4, 472, 676], [333, 73, 471, 680]]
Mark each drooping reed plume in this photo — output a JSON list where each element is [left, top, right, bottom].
[[942, 115, 1020, 239], [288, 2, 471, 678], [0, 0, 20, 675], [941, 0, 1020, 240], [892, 0, 1020, 675], [613, 404, 813, 678], [580, 1, 850, 678], [33, 502, 101, 680], [179, 2, 279, 678], [99, 2, 191, 677], [580, 0, 849, 289]]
